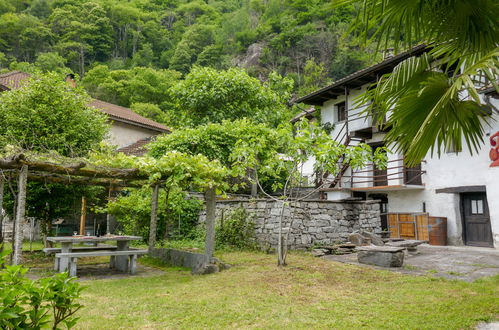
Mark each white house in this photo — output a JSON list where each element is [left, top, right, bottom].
[[0, 71, 170, 155], [296, 45, 499, 248]]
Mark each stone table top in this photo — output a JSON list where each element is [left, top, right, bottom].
[[386, 240, 427, 248], [46, 235, 142, 243]]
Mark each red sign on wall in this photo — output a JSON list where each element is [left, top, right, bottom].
[[490, 132, 499, 167]]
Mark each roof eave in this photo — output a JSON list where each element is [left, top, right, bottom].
[[108, 116, 170, 133]]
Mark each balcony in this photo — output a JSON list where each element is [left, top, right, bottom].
[[321, 158, 425, 192]]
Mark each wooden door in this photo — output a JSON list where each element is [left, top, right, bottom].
[[461, 193, 493, 247], [372, 145, 387, 186]]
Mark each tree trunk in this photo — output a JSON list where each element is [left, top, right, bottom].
[[163, 187, 171, 240], [148, 184, 159, 252], [79, 196, 87, 235], [0, 175, 4, 253], [204, 187, 216, 260], [277, 201, 286, 266], [13, 165, 27, 265]]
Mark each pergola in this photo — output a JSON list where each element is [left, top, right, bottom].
[[0, 154, 216, 265]]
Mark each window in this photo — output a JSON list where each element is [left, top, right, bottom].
[[336, 102, 346, 122], [471, 199, 484, 214]]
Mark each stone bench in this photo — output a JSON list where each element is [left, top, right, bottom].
[[357, 246, 405, 267], [43, 245, 117, 254], [55, 249, 148, 276]]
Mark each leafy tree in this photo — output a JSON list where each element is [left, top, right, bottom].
[[0, 73, 109, 157], [149, 119, 287, 191], [34, 52, 67, 73], [341, 0, 499, 165], [132, 43, 155, 67], [82, 65, 181, 119], [230, 119, 387, 265], [169, 66, 294, 126], [106, 187, 202, 241]]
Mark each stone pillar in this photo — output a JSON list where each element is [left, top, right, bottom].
[[13, 165, 28, 265], [204, 187, 216, 259]]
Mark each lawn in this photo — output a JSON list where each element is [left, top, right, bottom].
[[70, 251, 498, 329]]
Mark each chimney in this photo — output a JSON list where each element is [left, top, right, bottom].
[[65, 73, 76, 88]]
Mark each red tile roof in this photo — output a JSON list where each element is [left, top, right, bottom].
[[0, 71, 31, 90], [88, 99, 169, 132], [116, 137, 153, 156], [0, 71, 170, 133]]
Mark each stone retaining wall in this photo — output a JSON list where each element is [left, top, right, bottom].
[[199, 198, 381, 249]]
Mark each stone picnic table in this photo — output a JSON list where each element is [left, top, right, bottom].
[[46, 235, 143, 274]]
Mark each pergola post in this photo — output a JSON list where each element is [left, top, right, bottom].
[[106, 187, 113, 234], [79, 196, 87, 235], [0, 175, 4, 248], [204, 187, 216, 260], [148, 184, 160, 253], [13, 165, 28, 265]]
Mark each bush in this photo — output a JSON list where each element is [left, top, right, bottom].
[[107, 187, 203, 242], [216, 208, 258, 250], [0, 251, 83, 329]]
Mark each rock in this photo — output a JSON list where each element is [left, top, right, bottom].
[[359, 230, 385, 246], [192, 263, 220, 275], [357, 246, 405, 267], [312, 248, 329, 257], [348, 233, 365, 245]]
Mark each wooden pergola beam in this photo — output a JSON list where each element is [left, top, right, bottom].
[[0, 155, 146, 181]]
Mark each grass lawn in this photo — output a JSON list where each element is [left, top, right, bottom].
[[71, 251, 499, 329]]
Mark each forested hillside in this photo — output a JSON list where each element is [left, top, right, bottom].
[[0, 0, 379, 126]]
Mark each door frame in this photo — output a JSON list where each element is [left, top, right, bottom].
[[460, 192, 493, 247]]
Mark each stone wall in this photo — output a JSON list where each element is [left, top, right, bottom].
[[199, 198, 381, 249]]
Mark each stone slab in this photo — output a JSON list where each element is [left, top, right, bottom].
[[357, 249, 404, 267], [386, 240, 427, 248], [357, 246, 405, 253]]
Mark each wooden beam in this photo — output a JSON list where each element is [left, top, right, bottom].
[[79, 196, 87, 235], [3, 171, 143, 188], [435, 185, 486, 194], [13, 165, 28, 265], [0, 155, 147, 181], [204, 187, 216, 260], [148, 184, 160, 252]]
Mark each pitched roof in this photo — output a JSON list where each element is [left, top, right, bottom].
[[0, 71, 31, 90], [0, 71, 169, 133], [88, 99, 168, 132], [116, 137, 152, 156], [296, 44, 430, 106]]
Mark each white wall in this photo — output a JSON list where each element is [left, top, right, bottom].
[[319, 81, 499, 247], [108, 121, 160, 148]]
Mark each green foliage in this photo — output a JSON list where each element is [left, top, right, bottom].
[[0, 73, 109, 157], [148, 119, 288, 191], [169, 66, 294, 127], [0, 251, 83, 329], [106, 187, 203, 241], [343, 0, 499, 165], [82, 65, 180, 125], [216, 208, 257, 250], [34, 52, 67, 73], [0, 0, 371, 95]]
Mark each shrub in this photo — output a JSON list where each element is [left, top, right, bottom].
[[0, 251, 83, 329], [216, 208, 258, 250]]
